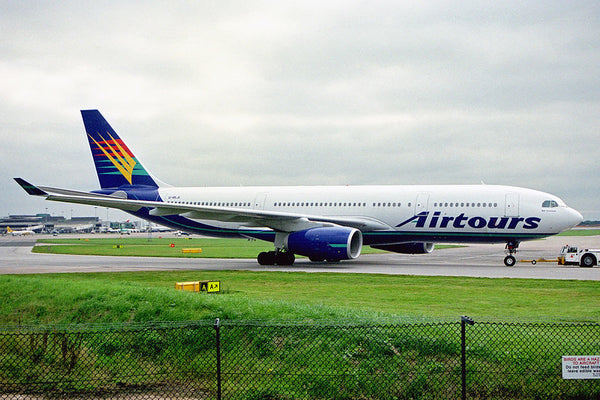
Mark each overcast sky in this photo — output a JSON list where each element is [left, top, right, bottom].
[[1, 1, 599, 221]]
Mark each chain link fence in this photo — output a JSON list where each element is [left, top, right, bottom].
[[0, 318, 598, 399]]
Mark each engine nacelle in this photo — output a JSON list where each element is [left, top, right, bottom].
[[286, 227, 363, 261], [371, 242, 435, 254]]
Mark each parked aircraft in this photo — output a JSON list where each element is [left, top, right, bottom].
[[50, 223, 95, 234], [6, 225, 41, 236], [15, 110, 583, 266]]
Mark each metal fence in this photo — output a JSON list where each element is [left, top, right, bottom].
[[0, 318, 599, 399]]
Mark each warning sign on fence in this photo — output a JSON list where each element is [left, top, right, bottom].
[[562, 356, 600, 379]]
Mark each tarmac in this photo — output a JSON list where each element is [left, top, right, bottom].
[[1, 233, 599, 280]]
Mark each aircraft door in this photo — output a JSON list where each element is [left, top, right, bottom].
[[505, 193, 520, 217], [415, 193, 430, 214], [253, 192, 268, 210]]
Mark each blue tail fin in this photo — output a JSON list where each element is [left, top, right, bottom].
[[81, 110, 160, 189]]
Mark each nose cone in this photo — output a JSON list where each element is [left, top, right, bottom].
[[565, 207, 583, 230]]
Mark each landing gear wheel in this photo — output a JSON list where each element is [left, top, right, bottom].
[[276, 252, 295, 266], [504, 255, 516, 267], [257, 251, 276, 265], [257, 251, 295, 266], [504, 241, 519, 267]]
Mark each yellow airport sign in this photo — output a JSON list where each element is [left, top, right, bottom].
[[175, 280, 220, 293], [201, 281, 220, 293]]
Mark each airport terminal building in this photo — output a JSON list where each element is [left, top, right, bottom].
[[0, 214, 101, 234]]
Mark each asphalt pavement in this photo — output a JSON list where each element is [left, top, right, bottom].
[[0, 233, 599, 280]]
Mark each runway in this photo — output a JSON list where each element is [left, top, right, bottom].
[[1, 234, 599, 280]]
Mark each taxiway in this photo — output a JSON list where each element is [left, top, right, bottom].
[[0, 234, 599, 280]]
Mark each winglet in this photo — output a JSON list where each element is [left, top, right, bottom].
[[14, 178, 48, 196]]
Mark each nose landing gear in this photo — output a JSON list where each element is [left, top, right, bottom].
[[504, 241, 519, 267]]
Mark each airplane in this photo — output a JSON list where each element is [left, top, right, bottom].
[[50, 223, 95, 233], [148, 223, 172, 233], [6, 225, 41, 236], [15, 110, 583, 266]]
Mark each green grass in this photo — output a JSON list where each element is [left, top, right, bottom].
[[33, 237, 278, 258], [559, 228, 600, 236], [33, 237, 397, 258], [1, 271, 599, 326], [2, 271, 598, 398], [32, 227, 595, 258], [17, 232, 599, 325], [33, 236, 462, 258], [5, 232, 600, 398]]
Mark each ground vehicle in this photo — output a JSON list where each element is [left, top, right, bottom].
[[558, 245, 600, 267]]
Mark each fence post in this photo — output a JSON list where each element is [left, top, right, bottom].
[[461, 316, 474, 400], [214, 318, 221, 400]]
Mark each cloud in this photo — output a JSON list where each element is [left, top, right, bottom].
[[1, 1, 599, 219]]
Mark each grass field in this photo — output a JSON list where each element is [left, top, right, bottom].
[[2, 231, 596, 325], [33, 236, 421, 258], [32, 228, 598, 258], [4, 233, 600, 398], [33, 237, 279, 258], [2, 270, 599, 326], [559, 228, 600, 236]]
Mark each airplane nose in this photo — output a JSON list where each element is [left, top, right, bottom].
[[567, 207, 583, 228]]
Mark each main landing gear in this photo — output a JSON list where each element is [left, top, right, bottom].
[[504, 241, 519, 267], [257, 250, 295, 266]]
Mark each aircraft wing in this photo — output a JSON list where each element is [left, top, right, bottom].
[[14, 178, 392, 232]]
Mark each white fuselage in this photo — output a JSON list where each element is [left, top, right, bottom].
[[154, 184, 582, 245]]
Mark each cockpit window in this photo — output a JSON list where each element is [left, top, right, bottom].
[[542, 200, 559, 208]]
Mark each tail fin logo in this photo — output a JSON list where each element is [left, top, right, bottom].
[[88, 132, 137, 184]]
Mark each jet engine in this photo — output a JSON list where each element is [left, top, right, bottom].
[[371, 242, 435, 254], [286, 227, 363, 262]]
